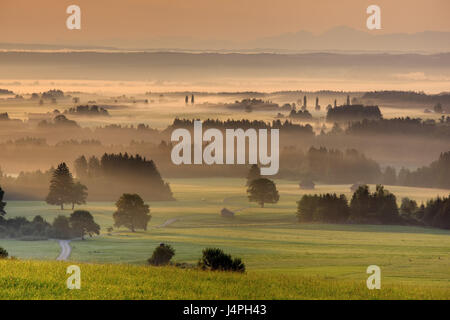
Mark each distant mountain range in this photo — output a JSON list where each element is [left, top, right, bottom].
[[1, 27, 450, 53]]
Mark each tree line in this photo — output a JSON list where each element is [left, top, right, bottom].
[[345, 118, 450, 138], [297, 185, 449, 229], [326, 105, 382, 122], [167, 118, 315, 135]]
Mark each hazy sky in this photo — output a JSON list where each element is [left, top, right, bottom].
[[1, 0, 450, 46]]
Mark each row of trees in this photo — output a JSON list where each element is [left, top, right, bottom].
[[280, 147, 381, 184], [297, 185, 449, 229], [395, 151, 450, 189], [0, 210, 99, 240], [168, 118, 314, 135], [346, 118, 450, 137], [297, 185, 401, 225], [400, 196, 450, 229]]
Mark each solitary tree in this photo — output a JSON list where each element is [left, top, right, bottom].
[[113, 193, 151, 232], [0, 186, 6, 216], [246, 164, 261, 186], [70, 182, 88, 210], [46, 163, 74, 210], [247, 178, 279, 208], [69, 210, 100, 240]]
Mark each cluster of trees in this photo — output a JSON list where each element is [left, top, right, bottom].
[[280, 147, 381, 184], [396, 151, 450, 189], [346, 118, 450, 137], [65, 105, 109, 116], [326, 105, 382, 122], [297, 185, 401, 224], [74, 153, 173, 201], [41, 89, 65, 100], [225, 98, 280, 111], [1, 184, 99, 240], [0, 89, 14, 95], [38, 115, 79, 128], [297, 193, 349, 223], [0, 212, 99, 240], [289, 109, 313, 120], [0, 188, 99, 240], [297, 185, 449, 229], [46, 163, 88, 210], [400, 196, 450, 229]]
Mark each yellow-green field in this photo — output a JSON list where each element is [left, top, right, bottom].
[[1, 178, 449, 299], [1, 260, 448, 300]]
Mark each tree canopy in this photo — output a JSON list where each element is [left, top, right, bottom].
[[113, 193, 151, 232], [247, 178, 279, 208], [69, 210, 100, 240]]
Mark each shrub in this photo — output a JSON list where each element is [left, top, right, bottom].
[[147, 244, 175, 266], [198, 248, 245, 273], [0, 247, 8, 259]]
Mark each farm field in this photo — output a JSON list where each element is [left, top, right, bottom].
[[1, 178, 449, 299]]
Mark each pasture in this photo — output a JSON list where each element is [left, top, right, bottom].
[[1, 178, 449, 297]]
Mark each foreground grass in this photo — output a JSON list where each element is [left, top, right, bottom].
[[1, 260, 448, 300]]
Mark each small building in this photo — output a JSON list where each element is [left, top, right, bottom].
[[220, 208, 235, 218]]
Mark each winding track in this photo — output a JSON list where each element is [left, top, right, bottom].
[[56, 240, 72, 261]]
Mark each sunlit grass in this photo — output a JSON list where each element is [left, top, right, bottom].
[[0, 260, 448, 300]]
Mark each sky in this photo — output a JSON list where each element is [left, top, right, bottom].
[[1, 0, 450, 47]]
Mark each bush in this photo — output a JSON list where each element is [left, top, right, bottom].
[[147, 244, 175, 266], [0, 247, 8, 259], [198, 248, 245, 273]]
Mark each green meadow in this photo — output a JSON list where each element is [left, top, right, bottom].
[[1, 178, 449, 299]]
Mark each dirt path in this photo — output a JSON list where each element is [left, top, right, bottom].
[[156, 218, 179, 228], [56, 240, 72, 261]]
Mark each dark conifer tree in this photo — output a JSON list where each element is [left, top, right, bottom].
[[46, 163, 74, 210]]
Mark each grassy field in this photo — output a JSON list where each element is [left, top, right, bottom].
[[1, 260, 448, 300], [1, 178, 449, 299]]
